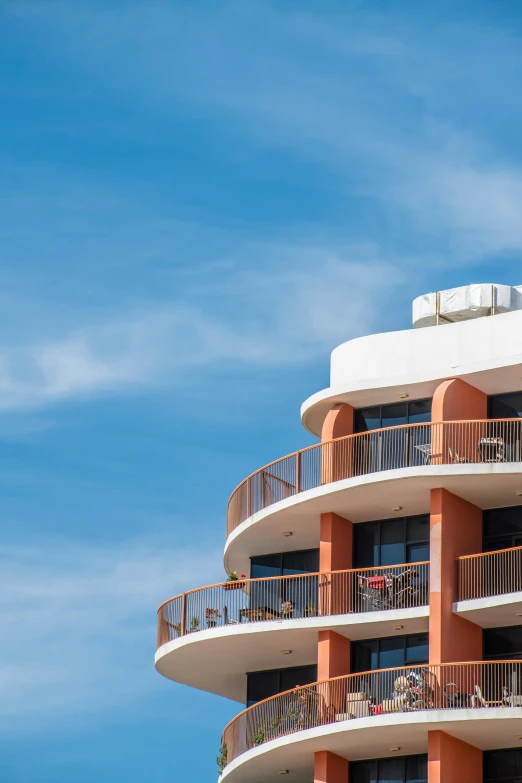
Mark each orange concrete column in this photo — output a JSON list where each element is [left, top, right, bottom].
[[315, 750, 349, 783], [320, 512, 353, 572], [429, 488, 482, 664], [318, 630, 351, 680], [428, 730, 482, 783], [432, 377, 487, 422], [431, 378, 488, 464], [321, 404, 354, 442], [320, 512, 353, 616], [321, 404, 354, 484]]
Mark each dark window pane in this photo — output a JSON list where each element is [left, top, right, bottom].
[[377, 757, 404, 783], [407, 543, 430, 563], [246, 670, 279, 706], [352, 639, 379, 673], [407, 515, 430, 543], [406, 634, 429, 664], [380, 519, 406, 566], [250, 554, 282, 579], [355, 407, 381, 433], [354, 523, 379, 568], [282, 549, 319, 575], [279, 665, 317, 692], [379, 637, 405, 669], [484, 748, 522, 781], [351, 759, 377, 783], [489, 392, 522, 419], [382, 403, 408, 428], [484, 507, 522, 541], [406, 754, 428, 783], [408, 399, 432, 424], [484, 627, 522, 659]]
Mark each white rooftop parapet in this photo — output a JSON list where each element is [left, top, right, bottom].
[[413, 283, 522, 328]]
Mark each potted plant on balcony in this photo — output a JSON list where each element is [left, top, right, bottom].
[[216, 742, 227, 774], [223, 571, 247, 591], [280, 600, 295, 617], [304, 600, 317, 617], [189, 616, 200, 632], [206, 607, 222, 628]]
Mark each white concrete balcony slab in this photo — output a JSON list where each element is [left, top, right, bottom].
[[155, 565, 429, 702], [219, 662, 522, 782]]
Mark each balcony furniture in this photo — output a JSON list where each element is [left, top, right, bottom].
[[414, 443, 432, 465], [222, 607, 240, 625], [478, 437, 505, 463], [358, 569, 420, 611], [239, 606, 280, 622], [444, 682, 471, 708], [448, 447, 473, 464], [471, 685, 503, 708]]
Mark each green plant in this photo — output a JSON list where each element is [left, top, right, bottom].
[[304, 600, 317, 616], [252, 724, 265, 746], [190, 616, 200, 630], [227, 571, 246, 581], [216, 742, 228, 774]]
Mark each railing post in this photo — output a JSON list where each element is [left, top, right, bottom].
[[295, 451, 301, 494], [181, 593, 187, 637]]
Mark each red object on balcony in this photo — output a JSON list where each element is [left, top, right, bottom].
[[368, 575, 386, 590]]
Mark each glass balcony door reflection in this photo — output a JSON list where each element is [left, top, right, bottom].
[[351, 753, 427, 783], [249, 550, 319, 620], [354, 400, 432, 475]]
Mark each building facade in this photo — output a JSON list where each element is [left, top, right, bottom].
[[156, 284, 522, 782]]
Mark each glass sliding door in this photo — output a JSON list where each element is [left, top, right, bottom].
[[249, 550, 319, 619], [351, 754, 427, 783], [354, 399, 432, 475]]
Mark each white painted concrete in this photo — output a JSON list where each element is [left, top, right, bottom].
[[225, 463, 522, 575], [155, 607, 429, 702], [455, 592, 522, 628], [301, 308, 522, 436], [220, 709, 522, 783]]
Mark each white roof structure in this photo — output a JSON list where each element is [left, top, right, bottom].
[[412, 283, 522, 328]]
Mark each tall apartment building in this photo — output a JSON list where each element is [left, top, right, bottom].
[[156, 283, 522, 783]]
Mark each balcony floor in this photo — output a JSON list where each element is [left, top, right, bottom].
[[156, 607, 429, 702], [225, 464, 522, 575], [220, 709, 522, 783]]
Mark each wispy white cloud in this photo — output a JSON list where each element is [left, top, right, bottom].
[[0, 534, 222, 728], [0, 244, 402, 411]]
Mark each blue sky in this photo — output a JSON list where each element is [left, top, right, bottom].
[[1, 0, 522, 780]]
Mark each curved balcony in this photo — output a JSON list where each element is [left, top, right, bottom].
[[156, 563, 429, 701], [456, 545, 522, 627], [227, 419, 522, 538], [220, 661, 522, 779]]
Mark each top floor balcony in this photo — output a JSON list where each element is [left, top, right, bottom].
[[227, 419, 522, 537]]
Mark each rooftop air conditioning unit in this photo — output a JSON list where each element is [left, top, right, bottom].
[[412, 283, 522, 328]]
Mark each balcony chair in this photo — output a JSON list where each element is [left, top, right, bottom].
[[448, 447, 473, 464], [444, 682, 472, 708], [471, 685, 503, 708]]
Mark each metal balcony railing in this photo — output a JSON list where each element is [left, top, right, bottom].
[[227, 419, 522, 536], [458, 546, 522, 602], [156, 562, 429, 649], [221, 661, 522, 767]]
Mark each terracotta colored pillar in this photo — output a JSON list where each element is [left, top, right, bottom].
[[428, 730, 482, 783], [321, 404, 354, 442], [321, 404, 354, 484], [320, 512, 353, 572], [318, 630, 350, 681], [429, 488, 482, 664], [320, 512, 353, 616], [315, 750, 349, 783], [431, 378, 487, 464], [432, 378, 487, 422]]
